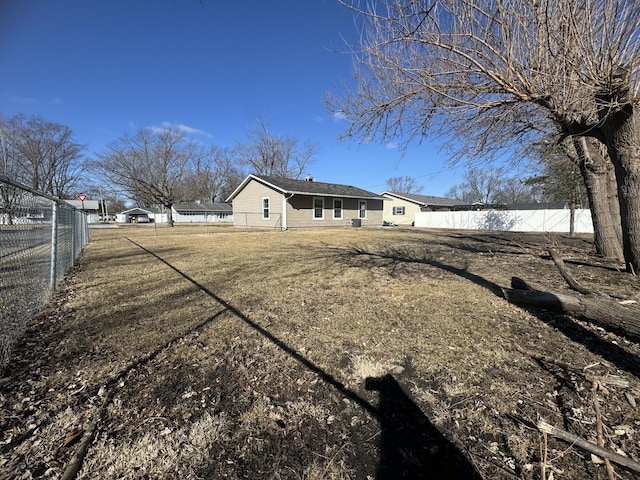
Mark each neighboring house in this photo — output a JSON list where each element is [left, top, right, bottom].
[[64, 199, 100, 223], [172, 202, 233, 223], [226, 174, 385, 229], [116, 207, 157, 224], [381, 192, 465, 225]]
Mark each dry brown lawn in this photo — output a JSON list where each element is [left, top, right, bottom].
[[2, 224, 640, 479]]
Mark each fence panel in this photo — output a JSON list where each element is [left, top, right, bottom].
[[232, 212, 282, 229], [0, 175, 89, 366], [414, 208, 594, 234]]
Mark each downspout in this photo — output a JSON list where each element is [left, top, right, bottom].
[[282, 193, 294, 230]]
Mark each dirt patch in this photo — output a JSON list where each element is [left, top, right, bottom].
[[2, 225, 640, 479]]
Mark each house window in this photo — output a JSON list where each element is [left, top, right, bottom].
[[333, 198, 343, 219], [358, 200, 367, 219], [313, 197, 324, 219], [393, 206, 405, 215], [262, 197, 270, 219]]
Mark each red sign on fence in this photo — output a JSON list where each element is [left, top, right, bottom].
[[76, 194, 87, 202]]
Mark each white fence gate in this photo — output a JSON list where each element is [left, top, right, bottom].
[[414, 208, 593, 233]]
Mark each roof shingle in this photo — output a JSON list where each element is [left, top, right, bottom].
[[381, 191, 465, 206], [251, 175, 385, 200], [173, 203, 232, 213]]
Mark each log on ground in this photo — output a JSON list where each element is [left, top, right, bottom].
[[503, 277, 640, 341]]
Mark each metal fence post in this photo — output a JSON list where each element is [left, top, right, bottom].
[[1, 175, 91, 366], [49, 200, 58, 291]]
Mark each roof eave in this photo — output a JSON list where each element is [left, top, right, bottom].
[[288, 190, 384, 200], [381, 191, 427, 206], [227, 174, 287, 202]]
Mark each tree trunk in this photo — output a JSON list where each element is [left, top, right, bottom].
[[569, 197, 575, 237], [606, 157, 622, 244], [573, 137, 624, 261], [165, 203, 174, 227], [504, 278, 640, 341], [599, 104, 640, 273]]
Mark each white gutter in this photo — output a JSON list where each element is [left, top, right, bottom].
[[282, 193, 294, 230]]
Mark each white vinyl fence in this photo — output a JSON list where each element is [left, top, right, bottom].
[[414, 208, 593, 233]]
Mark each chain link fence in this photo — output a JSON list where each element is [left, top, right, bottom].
[[232, 212, 282, 229], [0, 174, 89, 366]]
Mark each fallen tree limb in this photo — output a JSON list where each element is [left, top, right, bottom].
[[536, 420, 640, 473], [548, 248, 593, 295], [592, 384, 616, 480], [504, 278, 640, 341], [514, 342, 575, 371], [60, 421, 98, 480]]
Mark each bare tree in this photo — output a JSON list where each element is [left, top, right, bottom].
[[1, 114, 84, 224], [334, 0, 640, 271], [494, 177, 538, 204], [385, 175, 423, 194], [446, 168, 508, 204], [217, 167, 246, 203], [527, 141, 585, 205], [570, 137, 623, 257], [93, 128, 205, 226], [175, 146, 242, 203], [525, 133, 623, 252], [1, 114, 84, 197], [0, 116, 24, 225], [0, 116, 25, 183], [234, 118, 317, 179]]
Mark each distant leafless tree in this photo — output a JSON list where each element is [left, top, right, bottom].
[[218, 167, 246, 203], [234, 118, 317, 179], [446, 168, 508, 204], [0, 116, 24, 225], [494, 177, 538, 204], [526, 140, 586, 206], [334, 0, 640, 271], [1, 114, 84, 197], [385, 175, 423, 194], [93, 128, 206, 226], [0, 115, 24, 183], [176, 146, 243, 203]]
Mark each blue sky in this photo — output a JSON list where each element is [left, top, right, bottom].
[[1, 0, 467, 196]]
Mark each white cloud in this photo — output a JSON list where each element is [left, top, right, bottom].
[[149, 121, 212, 137], [384, 142, 398, 150], [8, 94, 38, 103], [332, 111, 348, 122]]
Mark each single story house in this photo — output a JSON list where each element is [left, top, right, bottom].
[[116, 207, 160, 224], [64, 199, 101, 223], [226, 174, 385, 229], [172, 202, 233, 223], [381, 191, 466, 225]]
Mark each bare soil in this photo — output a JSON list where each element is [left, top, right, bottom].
[[2, 225, 640, 479]]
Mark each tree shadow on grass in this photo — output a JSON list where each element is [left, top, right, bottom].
[[366, 374, 482, 479], [126, 238, 481, 478], [328, 244, 640, 379]]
